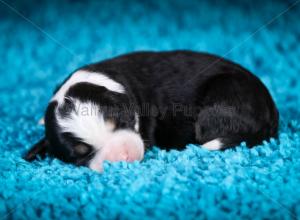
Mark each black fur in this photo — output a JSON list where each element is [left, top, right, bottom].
[[24, 50, 279, 165]]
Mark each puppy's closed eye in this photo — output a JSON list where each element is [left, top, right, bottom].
[[74, 143, 91, 155]]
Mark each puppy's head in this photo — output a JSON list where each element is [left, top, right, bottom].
[[25, 82, 144, 172]]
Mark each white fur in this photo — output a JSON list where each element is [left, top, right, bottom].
[[201, 138, 223, 150], [52, 70, 125, 105], [56, 99, 112, 149], [89, 151, 105, 172], [134, 113, 139, 132], [56, 98, 144, 172]]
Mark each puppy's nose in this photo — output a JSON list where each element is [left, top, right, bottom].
[[114, 130, 145, 160], [88, 129, 145, 172], [102, 130, 145, 162]]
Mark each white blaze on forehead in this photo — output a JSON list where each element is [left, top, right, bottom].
[[52, 70, 125, 105], [56, 99, 113, 148]]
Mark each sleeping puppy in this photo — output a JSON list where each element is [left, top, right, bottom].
[[24, 51, 279, 172]]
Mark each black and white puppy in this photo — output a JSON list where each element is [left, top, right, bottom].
[[24, 51, 279, 172]]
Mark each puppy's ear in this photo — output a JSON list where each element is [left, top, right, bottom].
[[24, 138, 49, 162]]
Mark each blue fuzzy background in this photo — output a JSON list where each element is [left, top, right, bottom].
[[1, 0, 300, 219]]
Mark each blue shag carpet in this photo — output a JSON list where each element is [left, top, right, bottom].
[[1, 0, 300, 219]]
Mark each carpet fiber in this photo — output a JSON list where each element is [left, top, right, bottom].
[[1, 0, 300, 219]]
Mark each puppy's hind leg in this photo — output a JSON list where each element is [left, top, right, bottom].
[[194, 74, 277, 150]]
